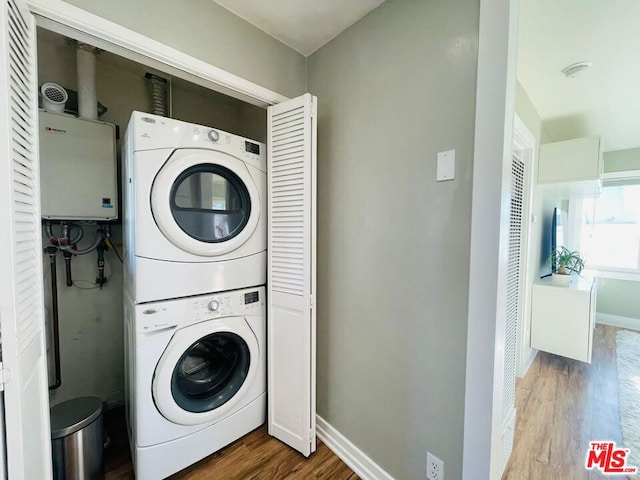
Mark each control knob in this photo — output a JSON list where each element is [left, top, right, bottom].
[[207, 129, 219, 142], [208, 300, 219, 311]]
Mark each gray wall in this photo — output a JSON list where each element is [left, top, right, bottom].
[[43, 227, 125, 407], [38, 29, 266, 407], [62, 0, 306, 98], [604, 147, 640, 172], [596, 277, 640, 320], [308, 1, 479, 478]]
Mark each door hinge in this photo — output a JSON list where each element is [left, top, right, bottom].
[[308, 295, 315, 310]]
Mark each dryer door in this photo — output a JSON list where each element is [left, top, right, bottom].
[[153, 316, 259, 426], [151, 149, 260, 256]]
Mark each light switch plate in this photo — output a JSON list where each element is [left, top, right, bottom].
[[437, 150, 455, 181]]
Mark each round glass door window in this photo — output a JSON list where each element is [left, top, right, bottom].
[[170, 164, 251, 243], [171, 332, 250, 413]]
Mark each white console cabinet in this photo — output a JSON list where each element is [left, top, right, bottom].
[[530, 276, 596, 363]]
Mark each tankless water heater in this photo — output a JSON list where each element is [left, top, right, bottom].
[[39, 110, 117, 221]]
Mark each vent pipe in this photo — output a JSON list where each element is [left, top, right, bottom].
[[76, 44, 100, 120], [145, 73, 169, 117]]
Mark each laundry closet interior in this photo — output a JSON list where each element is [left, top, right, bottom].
[[35, 21, 315, 479]]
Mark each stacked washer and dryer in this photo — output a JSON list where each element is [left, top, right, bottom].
[[122, 111, 267, 479]]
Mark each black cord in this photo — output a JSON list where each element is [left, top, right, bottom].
[[107, 239, 124, 264]]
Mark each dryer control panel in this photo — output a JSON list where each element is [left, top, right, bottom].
[[135, 286, 265, 333], [126, 111, 266, 173]]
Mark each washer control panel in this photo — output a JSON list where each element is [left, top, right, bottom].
[[191, 286, 265, 323], [135, 286, 266, 333]]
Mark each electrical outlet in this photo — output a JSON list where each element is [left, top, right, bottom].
[[426, 452, 444, 480]]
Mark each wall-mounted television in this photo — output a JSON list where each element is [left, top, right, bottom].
[[550, 207, 565, 272]]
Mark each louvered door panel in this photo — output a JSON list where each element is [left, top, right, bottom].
[[267, 93, 317, 456], [503, 153, 524, 421], [500, 150, 525, 474], [0, 0, 52, 478], [270, 103, 306, 296]]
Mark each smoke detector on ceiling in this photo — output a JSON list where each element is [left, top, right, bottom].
[[561, 62, 593, 78]]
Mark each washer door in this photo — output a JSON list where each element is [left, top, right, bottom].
[[151, 149, 260, 256], [153, 317, 259, 426]]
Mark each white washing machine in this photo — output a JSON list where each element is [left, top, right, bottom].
[[123, 111, 266, 303], [124, 286, 266, 480]]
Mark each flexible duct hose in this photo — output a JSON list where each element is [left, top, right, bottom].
[[145, 73, 168, 117]]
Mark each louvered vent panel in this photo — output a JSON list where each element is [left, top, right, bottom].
[[502, 155, 525, 424], [270, 104, 307, 296], [8, 0, 42, 354]]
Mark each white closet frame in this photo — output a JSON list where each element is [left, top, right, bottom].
[[27, 0, 289, 108]]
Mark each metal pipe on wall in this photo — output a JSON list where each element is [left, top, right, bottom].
[[47, 248, 62, 390]]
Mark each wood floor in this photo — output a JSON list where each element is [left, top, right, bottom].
[[503, 325, 637, 480], [103, 325, 635, 480], [103, 409, 358, 480]]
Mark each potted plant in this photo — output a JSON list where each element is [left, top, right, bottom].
[[549, 246, 585, 286]]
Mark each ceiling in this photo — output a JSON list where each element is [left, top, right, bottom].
[[212, 0, 386, 56], [517, 0, 640, 152]]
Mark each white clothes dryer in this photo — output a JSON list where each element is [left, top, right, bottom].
[[123, 111, 266, 303], [124, 286, 266, 480]]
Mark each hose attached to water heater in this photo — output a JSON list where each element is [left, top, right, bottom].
[[58, 228, 104, 256]]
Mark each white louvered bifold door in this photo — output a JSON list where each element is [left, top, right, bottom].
[[0, 1, 52, 478], [267, 93, 317, 456]]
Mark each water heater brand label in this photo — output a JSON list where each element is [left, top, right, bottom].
[[44, 126, 67, 134]]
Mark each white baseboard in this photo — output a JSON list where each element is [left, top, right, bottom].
[[596, 313, 640, 331], [316, 416, 395, 480], [519, 348, 538, 378]]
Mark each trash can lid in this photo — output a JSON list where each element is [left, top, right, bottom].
[[50, 396, 103, 440]]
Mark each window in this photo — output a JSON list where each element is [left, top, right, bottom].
[[578, 175, 640, 273]]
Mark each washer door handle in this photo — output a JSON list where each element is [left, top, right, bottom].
[[142, 323, 178, 334]]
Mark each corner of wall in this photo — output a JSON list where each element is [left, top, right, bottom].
[[305, 55, 309, 93]]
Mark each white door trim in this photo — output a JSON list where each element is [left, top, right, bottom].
[[463, 0, 521, 478], [26, 0, 289, 107], [512, 114, 536, 378]]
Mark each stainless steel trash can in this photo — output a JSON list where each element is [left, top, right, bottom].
[[51, 396, 103, 480]]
